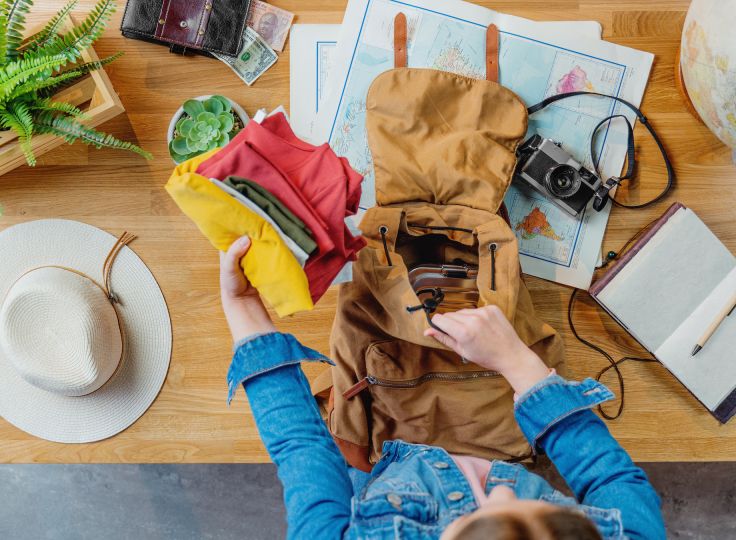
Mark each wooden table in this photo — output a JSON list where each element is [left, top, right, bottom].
[[1, 1, 734, 463]]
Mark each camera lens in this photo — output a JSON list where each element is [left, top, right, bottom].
[[545, 165, 582, 199]]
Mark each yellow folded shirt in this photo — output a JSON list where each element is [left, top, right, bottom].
[[166, 151, 313, 317]]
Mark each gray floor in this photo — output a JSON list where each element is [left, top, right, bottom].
[[0, 462, 733, 539]]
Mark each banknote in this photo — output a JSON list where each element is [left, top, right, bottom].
[[213, 27, 277, 86], [245, 0, 294, 52]]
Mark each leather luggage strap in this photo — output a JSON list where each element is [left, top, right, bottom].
[[393, 13, 499, 81], [486, 24, 499, 82], [155, 0, 213, 51], [394, 12, 408, 68]]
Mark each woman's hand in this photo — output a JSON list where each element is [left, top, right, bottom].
[[425, 306, 551, 395], [220, 236, 276, 343]]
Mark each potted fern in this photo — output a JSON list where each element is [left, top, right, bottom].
[[0, 0, 151, 171]]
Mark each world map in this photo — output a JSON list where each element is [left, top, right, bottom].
[[507, 186, 581, 266], [516, 207, 562, 241]]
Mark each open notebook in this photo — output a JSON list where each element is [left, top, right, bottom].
[[589, 203, 736, 422]]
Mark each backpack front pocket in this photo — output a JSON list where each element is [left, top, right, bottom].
[[349, 339, 530, 464]]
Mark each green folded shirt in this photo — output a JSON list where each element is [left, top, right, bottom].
[[224, 176, 318, 255]]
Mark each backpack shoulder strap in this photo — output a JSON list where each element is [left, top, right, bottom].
[[486, 24, 499, 82], [394, 12, 408, 68]]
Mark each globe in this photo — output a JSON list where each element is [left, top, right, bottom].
[[680, 0, 736, 160]]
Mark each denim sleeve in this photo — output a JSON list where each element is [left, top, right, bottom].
[[514, 376, 665, 540], [229, 332, 353, 540]]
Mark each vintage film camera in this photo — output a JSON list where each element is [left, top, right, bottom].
[[514, 134, 616, 216]]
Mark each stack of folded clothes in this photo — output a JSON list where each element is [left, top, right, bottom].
[[166, 112, 365, 317]]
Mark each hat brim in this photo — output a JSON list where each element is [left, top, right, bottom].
[[0, 220, 172, 443]]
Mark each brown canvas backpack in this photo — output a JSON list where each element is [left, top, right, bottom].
[[318, 14, 565, 472]]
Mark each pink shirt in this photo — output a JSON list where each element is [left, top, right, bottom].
[[450, 454, 493, 504]]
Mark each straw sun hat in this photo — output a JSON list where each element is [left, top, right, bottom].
[[0, 220, 172, 443]]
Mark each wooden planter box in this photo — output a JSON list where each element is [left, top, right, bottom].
[[0, 16, 125, 176]]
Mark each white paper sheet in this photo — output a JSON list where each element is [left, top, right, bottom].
[[597, 208, 736, 351], [290, 24, 342, 142], [655, 268, 736, 411], [310, 0, 653, 289]]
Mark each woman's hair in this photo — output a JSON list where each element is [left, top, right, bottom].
[[453, 508, 603, 540]]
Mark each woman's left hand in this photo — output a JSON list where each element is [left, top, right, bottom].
[[220, 236, 276, 343]]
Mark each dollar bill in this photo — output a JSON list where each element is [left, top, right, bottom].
[[245, 0, 294, 52], [213, 27, 278, 86]]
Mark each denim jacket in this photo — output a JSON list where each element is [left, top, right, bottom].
[[228, 333, 665, 540]]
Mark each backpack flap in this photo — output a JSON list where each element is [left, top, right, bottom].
[[366, 68, 528, 213]]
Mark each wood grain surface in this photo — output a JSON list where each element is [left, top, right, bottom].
[[0, 1, 734, 463]]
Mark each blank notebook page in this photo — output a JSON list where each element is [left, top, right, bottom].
[[596, 208, 735, 352], [655, 267, 736, 410]]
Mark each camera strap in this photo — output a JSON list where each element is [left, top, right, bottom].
[[526, 91, 675, 209]]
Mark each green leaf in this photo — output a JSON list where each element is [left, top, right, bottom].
[[183, 99, 204, 118], [217, 132, 230, 147], [0, 53, 68, 104], [34, 0, 116, 64], [24, 0, 78, 51], [0, 101, 36, 165], [29, 98, 88, 119], [211, 95, 231, 113], [203, 96, 223, 115], [185, 136, 200, 153], [169, 140, 195, 162], [34, 111, 153, 160], [218, 113, 234, 133], [205, 115, 220, 130], [7, 69, 80, 101], [171, 136, 189, 155], [0, 0, 34, 63], [196, 111, 215, 123], [32, 53, 122, 99], [168, 139, 181, 158], [177, 117, 194, 137], [193, 121, 207, 137], [207, 139, 218, 151]]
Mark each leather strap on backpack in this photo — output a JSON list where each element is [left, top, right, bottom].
[[394, 12, 408, 68], [486, 24, 499, 82], [394, 13, 500, 82]]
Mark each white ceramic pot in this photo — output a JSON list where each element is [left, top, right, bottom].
[[167, 95, 250, 164]]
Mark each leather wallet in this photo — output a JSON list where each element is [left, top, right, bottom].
[[120, 0, 252, 57]]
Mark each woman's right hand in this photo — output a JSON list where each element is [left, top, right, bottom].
[[220, 236, 276, 344], [425, 306, 551, 395]]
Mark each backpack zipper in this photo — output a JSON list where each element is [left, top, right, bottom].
[[343, 370, 500, 399], [489, 242, 498, 291]]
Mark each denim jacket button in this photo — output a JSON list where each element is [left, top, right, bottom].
[[433, 461, 449, 469], [387, 493, 403, 509], [447, 491, 464, 501]]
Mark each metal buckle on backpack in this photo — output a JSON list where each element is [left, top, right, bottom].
[[440, 264, 470, 278]]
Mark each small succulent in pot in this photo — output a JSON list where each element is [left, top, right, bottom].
[[168, 95, 242, 163]]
